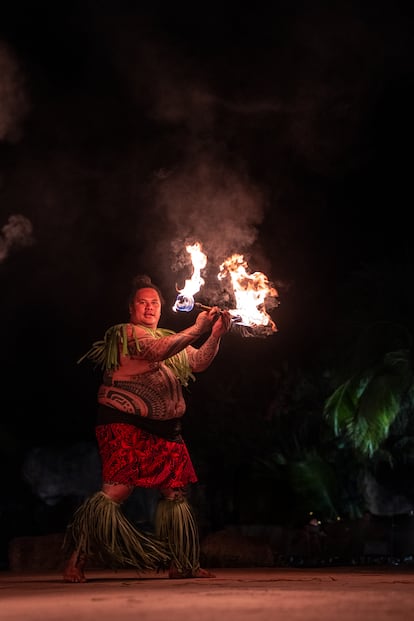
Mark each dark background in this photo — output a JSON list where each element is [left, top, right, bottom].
[[1, 0, 414, 567]]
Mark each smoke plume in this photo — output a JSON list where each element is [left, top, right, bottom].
[[0, 214, 35, 263]]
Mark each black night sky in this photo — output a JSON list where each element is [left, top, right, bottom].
[[1, 0, 414, 567]]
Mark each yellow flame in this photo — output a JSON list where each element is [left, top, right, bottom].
[[218, 253, 278, 330], [175, 241, 278, 332], [176, 242, 207, 297]]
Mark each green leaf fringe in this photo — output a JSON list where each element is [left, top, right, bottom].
[[154, 497, 200, 576], [77, 324, 195, 387], [63, 491, 171, 571]]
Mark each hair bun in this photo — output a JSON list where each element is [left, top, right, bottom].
[[132, 274, 153, 288]]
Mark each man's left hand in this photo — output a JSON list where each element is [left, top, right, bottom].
[[211, 309, 232, 337]]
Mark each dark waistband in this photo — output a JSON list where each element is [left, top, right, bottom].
[[96, 404, 183, 442]]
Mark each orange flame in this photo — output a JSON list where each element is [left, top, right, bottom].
[[218, 253, 278, 331], [173, 241, 278, 335]]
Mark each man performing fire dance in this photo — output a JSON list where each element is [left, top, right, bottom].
[[63, 274, 232, 582]]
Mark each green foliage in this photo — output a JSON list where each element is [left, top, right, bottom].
[[324, 348, 413, 457], [226, 319, 414, 525], [247, 448, 349, 523], [289, 452, 338, 519]]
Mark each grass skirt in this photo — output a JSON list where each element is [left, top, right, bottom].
[[154, 496, 200, 576], [63, 491, 171, 571]]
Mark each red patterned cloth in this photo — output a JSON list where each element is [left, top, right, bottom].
[[95, 423, 198, 489]]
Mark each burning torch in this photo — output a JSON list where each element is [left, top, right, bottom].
[[172, 293, 243, 323], [171, 242, 278, 335]]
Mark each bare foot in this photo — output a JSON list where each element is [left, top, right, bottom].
[[63, 553, 87, 583], [169, 565, 216, 579], [192, 567, 216, 578]]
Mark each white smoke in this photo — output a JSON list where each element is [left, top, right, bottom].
[[151, 152, 268, 305], [0, 214, 35, 263], [0, 40, 30, 143]]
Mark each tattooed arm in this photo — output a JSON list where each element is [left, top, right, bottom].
[[132, 309, 219, 362], [187, 309, 232, 372]]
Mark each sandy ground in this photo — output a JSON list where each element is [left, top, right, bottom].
[[1, 566, 414, 621]]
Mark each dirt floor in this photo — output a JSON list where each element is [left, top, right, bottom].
[[1, 566, 414, 621]]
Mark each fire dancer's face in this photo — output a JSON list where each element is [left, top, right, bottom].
[[129, 287, 162, 329]]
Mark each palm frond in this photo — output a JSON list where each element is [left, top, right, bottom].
[[324, 349, 414, 457], [288, 452, 339, 519]]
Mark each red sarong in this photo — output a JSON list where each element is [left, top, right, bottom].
[[95, 423, 198, 489]]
